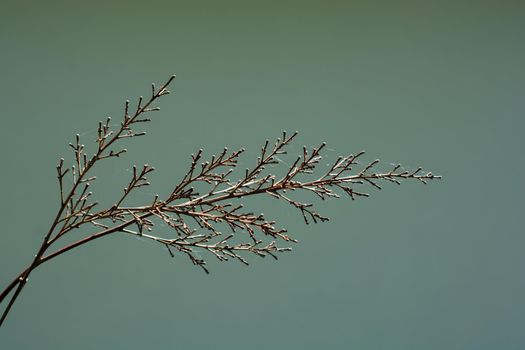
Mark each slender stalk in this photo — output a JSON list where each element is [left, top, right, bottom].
[[0, 75, 440, 327]]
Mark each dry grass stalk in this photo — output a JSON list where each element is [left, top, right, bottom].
[[0, 75, 439, 326]]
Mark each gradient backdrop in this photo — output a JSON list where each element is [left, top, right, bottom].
[[1, 1, 524, 349]]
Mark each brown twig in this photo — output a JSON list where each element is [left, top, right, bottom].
[[0, 75, 440, 327]]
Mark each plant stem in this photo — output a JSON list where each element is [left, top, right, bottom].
[[0, 213, 150, 327]]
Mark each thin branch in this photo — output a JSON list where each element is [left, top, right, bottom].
[[0, 74, 440, 327]]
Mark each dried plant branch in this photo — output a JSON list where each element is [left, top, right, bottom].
[[0, 75, 440, 327]]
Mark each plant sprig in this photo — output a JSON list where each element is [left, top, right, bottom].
[[0, 75, 439, 326]]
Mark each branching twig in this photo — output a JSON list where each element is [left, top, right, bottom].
[[0, 75, 440, 327]]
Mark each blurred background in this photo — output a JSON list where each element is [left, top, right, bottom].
[[0, 0, 523, 349]]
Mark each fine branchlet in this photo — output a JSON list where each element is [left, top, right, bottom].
[[0, 75, 440, 326]]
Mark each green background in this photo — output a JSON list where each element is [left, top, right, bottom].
[[1, 0, 524, 349]]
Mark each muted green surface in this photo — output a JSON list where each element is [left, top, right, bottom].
[[0, 1, 524, 349]]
